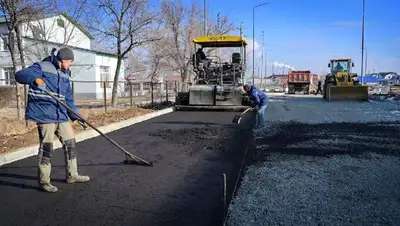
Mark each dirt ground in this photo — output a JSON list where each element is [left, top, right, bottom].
[[0, 107, 152, 154], [226, 95, 400, 226]]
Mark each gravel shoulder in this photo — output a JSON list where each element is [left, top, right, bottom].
[[0, 110, 254, 226], [226, 94, 400, 226]]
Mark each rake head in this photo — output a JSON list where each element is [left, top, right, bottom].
[[232, 115, 242, 124], [123, 159, 154, 166]]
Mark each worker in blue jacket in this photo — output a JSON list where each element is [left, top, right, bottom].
[[15, 47, 90, 193], [243, 84, 269, 129]]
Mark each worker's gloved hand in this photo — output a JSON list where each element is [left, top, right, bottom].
[[252, 106, 259, 112], [77, 119, 88, 130], [34, 78, 46, 90]]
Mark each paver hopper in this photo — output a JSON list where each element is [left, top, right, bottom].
[[175, 35, 252, 111], [323, 58, 369, 101]]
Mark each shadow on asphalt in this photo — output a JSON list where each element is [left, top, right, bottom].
[[0, 173, 65, 191], [0, 180, 41, 191], [0, 162, 128, 170]]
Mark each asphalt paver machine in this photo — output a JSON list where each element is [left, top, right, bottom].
[[175, 35, 252, 110]]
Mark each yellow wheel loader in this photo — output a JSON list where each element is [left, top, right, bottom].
[[323, 58, 369, 101], [175, 35, 252, 111]]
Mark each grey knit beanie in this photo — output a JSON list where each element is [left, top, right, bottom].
[[56, 47, 74, 61]]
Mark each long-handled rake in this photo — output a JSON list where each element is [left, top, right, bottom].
[[42, 89, 153, 166]]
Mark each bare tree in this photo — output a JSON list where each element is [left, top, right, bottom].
[[0, 0, 47, 119], [85, 0, 159, 108]]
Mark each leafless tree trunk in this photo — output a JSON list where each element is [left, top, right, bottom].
[[86, 0, 159, 108]]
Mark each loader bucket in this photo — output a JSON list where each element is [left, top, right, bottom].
[[327, 85, 369, 101]]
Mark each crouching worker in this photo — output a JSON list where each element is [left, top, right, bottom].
[[243, 84, 269, 129], [15, 47, 90, 193]]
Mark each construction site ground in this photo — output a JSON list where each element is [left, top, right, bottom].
[[226, 94, 400, 226], [0, 109, 254, 226]]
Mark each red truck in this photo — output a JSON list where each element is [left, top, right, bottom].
[[287, 70, 311, 94]]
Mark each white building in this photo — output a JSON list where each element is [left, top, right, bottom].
[[0, 12, 125, 99]]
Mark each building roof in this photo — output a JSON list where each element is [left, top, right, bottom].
[[23, 36, 123, 59], [0, 12, 94, 40]]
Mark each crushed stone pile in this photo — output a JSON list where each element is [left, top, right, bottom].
[[226, 121, 400, 226]]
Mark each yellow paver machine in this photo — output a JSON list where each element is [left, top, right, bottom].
[[175, 35, 252, 111], [323, 58, 369, 101]]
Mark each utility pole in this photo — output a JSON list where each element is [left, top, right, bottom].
[[265, 53, 268, 78], [216, 13, 220, 34], [239, 22, 244, 68], [360, 0, 365, 84], [261, 31, 264, 88], [252, 7, 255, 85], [265, 49, 268, 78], [203, 0, 207, 35], [216, 13, 220, 65], [252, 2, 268, 85], [365, 49, 368, 75], [272, 61, 274, 75]]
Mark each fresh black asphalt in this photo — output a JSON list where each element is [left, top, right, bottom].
[[0, 110, 254, 226]]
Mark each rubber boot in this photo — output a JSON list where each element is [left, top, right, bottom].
[[66, 158, 90, 184], [38, 163, 58, 193]]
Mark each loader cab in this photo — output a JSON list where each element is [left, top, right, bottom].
[[326, 58, 356, 87], [328, 59, 354, 74]]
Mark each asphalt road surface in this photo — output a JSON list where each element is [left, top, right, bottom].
[[0, 110, 255, 226], [227, 95, 400, 226]]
